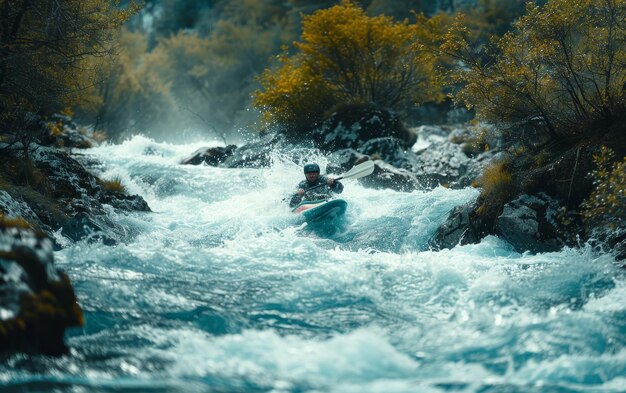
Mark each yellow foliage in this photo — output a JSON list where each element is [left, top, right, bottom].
[[442, 0, 626, 139], [49, 122, 64, 137], [0, 214, 32, 230], [0, 0, 140, 118], [254, 55, 337, 130], [100, 176, 126, 194], [254, 1, 444, 133], [582, 147, 626, 230], [475, 161, 513, 216]]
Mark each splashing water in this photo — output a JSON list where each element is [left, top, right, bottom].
[[3, 136, 624, 392]]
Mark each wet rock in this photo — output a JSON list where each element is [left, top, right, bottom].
[[0, 223, 83, 355], [41, 113, 94, 149], [180, 145, 236, 166], [358, 160, 420, 192], [97, 190, 151, 212], [413, 139, 471, 188], [357, 137, 420, 170], [412, 124, 507, 189], [455, 150, 505, 189], [221, 134, 287, 168], [495, 193, 562, 253], [429, 202, 491, 250], [0, 191, 39, 224], [1, 146, 150, 245], [310, 104, 416, 152]]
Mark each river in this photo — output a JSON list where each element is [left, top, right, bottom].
[[2, 135, 625, 392]]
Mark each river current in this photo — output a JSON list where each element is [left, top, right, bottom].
[[2, 136, 625, 392]]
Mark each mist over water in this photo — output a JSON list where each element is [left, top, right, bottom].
[[2, 136, 624, 393]]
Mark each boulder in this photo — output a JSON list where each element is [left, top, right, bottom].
[[180, 145, 236, 166], [495, 193, 562, 253], [358, 160, 420, 192], [0, 222, 83, 355], [221, 134, 287, 168], [429, 202, 491, 250], [1, 146, 150, 246], [413, 139, 472, 188], [310, 104, 416, 152], [357, 137, 420, 170]]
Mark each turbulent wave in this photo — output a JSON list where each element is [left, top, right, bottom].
[[3, 135, 624, 393]]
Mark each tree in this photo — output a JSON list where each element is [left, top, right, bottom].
[[254, 0, 443, 134], [0, 0, 139, 148], [77, 0, 298, 139], [75, 28, 172, 139], [442, 0, 626, 143]]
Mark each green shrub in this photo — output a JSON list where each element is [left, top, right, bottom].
[[475, 161, 513, 217], [442, 0, 626, 142], [581, 147, 625, 231]]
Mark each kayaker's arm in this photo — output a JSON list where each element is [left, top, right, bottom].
[[289, 193, 303, 208], [328, 178, 343, 194], [289, 181, 308, 207]]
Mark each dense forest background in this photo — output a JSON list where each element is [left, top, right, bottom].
[[67, 0, 531, 142]]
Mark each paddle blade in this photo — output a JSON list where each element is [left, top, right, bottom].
[[341, 160, 375, 180]]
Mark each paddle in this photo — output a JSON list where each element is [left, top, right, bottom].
[[303, 160, 375, 193]]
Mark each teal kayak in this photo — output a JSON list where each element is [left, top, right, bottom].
[[292, 199, 347, 222]]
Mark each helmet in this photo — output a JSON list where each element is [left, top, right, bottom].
[[303, 163, 320, 173]]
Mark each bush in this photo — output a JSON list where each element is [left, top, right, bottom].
[[100, 176, 126, 194], [475, 161, 513, 217], [442, 0, 626, 143], [581, 147, 626, 231], [0, 0, 139, 144], [253, 0, 443, 134], [0, 213, 32, 230]]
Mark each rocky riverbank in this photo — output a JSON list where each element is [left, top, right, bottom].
[[0, 117, 152, 355]]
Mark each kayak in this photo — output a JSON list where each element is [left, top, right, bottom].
[[292, 199, 347, 222]]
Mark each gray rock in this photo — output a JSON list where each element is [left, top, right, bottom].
[[310, 104, 416, 151], [0, 191, 39, 223], [429, 202, 490, 250], [358, 160, 420, 192], [357, 137, 420, 170], [455, 150, 504, 189], [0, 224, 83, 355], [3, 146, 150, 246], [42, 114, 94, 149], [180, 145, 236, 166], [413, 139, 471, 188], [495, 193, 562, 253], [221, 134, 287, 168]]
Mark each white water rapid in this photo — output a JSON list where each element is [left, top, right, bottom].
[[3, 135, 624, 393]]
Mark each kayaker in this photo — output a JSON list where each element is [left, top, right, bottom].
[[289, 163, 344, 208]]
